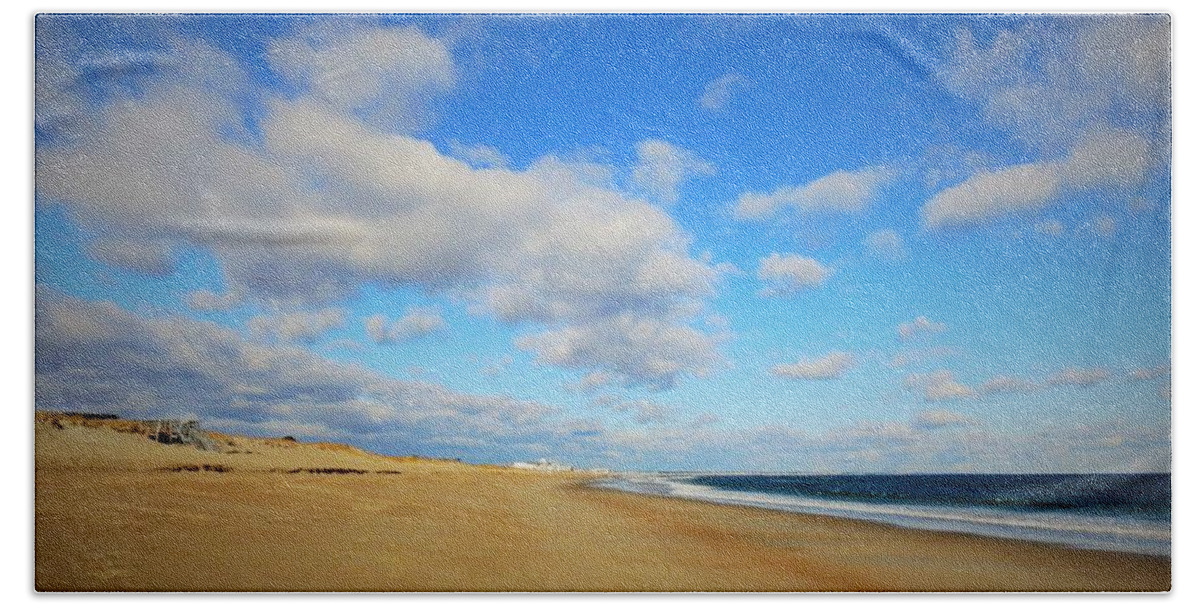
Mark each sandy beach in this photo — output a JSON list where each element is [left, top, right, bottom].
[[34, 414, 1170, 592]]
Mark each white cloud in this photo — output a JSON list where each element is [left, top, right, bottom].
[[35, 27, 725, 389], [936, 18, 1168, 150], [248, 307, 346, 343], [736, 166, 896, 220], [564, 371, 615, 393], [186, 289, 243, 312], [921, 162, 1062, 229], [698, 73, 744, 110], [864, 228, 906, 261], [978, 367, 1115, 395], [922, 130, 1151, 229], [771, 351, 855, 380], [757, 253, 831, 296], [1130, 364, 1170, 381], [1035, 220, 1065, 236], [1046, 367, 1111, 387], [267, 23, 455, 133], [34, 289, 568, 462], [516, 313, 722, 391], [1093, 215, 1118, 237], [920, 17, 1166, 230], [364, 307, 446, 344], [629, 139, 714, 204], [897, 316, 946, 340], [447, 140, 510, 169], [905, 370, 976, 402]]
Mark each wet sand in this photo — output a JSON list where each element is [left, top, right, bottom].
[[34, 416, 1170, 592]]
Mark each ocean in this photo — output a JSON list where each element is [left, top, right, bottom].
[[595, 473, 1170, 556]]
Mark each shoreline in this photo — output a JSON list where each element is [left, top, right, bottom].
[[35, 416, 1170, 592], [579, 478, 1168, 561], [585, 474, 1171, 558]]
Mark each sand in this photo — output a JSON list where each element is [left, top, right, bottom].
[[34, 415, 1170, 592]]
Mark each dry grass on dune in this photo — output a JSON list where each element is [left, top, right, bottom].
[[34, 412, 1170, 592]]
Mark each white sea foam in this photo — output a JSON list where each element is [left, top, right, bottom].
[[594, 474, 1171, 556]]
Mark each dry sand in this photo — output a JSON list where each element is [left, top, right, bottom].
[[34, 414, 1170, 592]]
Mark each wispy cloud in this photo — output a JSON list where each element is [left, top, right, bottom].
[[186, 289, 243, 313], [1046, 367, 1112, 387], [864, 228, 907, 261], [248, 307, 346, 344], [919, 16, 1168, 230], [757, 253, 832, 296], [35, 288, 570, 461], [447, 140, 510, 169], [698, 73, 744, 110], [921, 130, 1150, 229], [629, 139, 714, 204], [898, 316, 946, 340], [364, 306, 446, 344], [905, 370, 977, 402], [771, 351, 856, 380], [736, 166, 896, 220]]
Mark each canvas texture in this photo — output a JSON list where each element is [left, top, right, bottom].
[[33, 13, 1171, 592]]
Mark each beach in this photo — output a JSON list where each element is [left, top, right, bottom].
[[35, 415, 1170, 592]]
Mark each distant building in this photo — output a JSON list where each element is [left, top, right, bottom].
[[511, 458, 573, 472]]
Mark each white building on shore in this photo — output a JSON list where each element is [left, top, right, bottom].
[[511, 458, 574, 472]]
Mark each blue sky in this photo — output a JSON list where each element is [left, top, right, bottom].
[[34, 13, 1170, 473]]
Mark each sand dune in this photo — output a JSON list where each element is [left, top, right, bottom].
[[34, 414, 1170, 592]]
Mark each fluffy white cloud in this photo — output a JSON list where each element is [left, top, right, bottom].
[[920, 16, 1167, 230], [771, 351, 855, 380], [698, 73, 744, 110], [447, 140, 511, 169], [922, 129, 1151, 229], [735, 165, 895, 220], [937, 18, 1168, 149], [629, 139, 714, 204], [34, 289, 570, 462], [516, 314, 722, 391], [757, 253, 832, 296], [248, 307, 346, 343], [267, 23, 455, 133], [973, 366, 1117, 397], [34, 25, 725, 389], [905, 370, 976, 402], [364, 307, 446, 344], [897, 316, 946, 340], [864, 228, 906, 261]]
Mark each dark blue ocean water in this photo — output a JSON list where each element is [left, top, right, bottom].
[[689, 473, 1170, 520], [596, 473, 1170, 556]]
